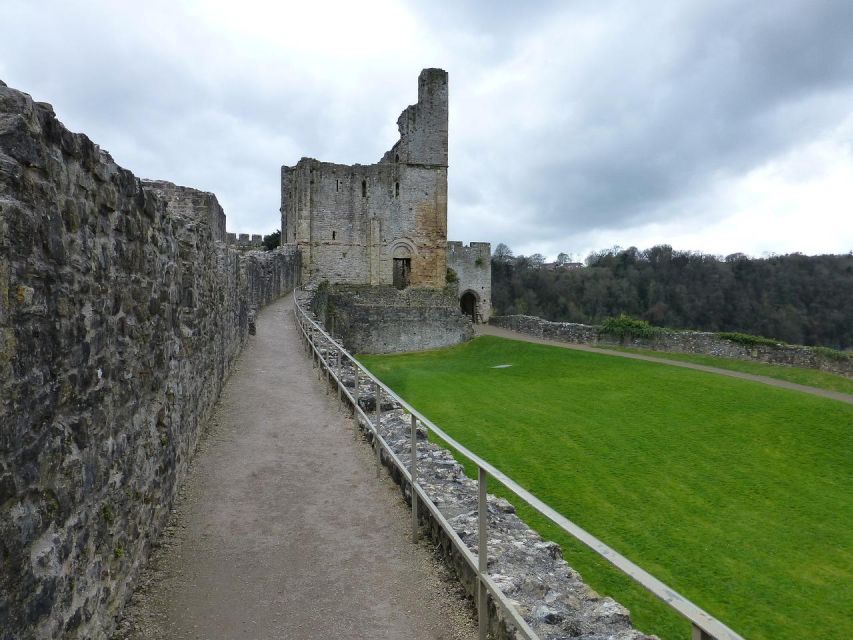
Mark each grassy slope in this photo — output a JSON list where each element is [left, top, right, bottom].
[[598, 345, 853, 395], [360, 336, 853, 640]]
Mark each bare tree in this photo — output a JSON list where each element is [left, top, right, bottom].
[[493, 243, 514, 262]]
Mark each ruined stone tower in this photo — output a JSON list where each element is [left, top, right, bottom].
[[280, 69, 449, 288]]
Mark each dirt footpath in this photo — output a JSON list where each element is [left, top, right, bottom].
[[114, 294, 477, 640]]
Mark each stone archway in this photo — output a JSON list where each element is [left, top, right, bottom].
[[388, 238, 415, 289], [460, 290, 479, 322], [391, 243, 413, 290]]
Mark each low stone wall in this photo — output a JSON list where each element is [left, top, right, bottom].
[[312, 284, 473, 353], [0, 81, 299, 639], [490, 315, 853, 377]]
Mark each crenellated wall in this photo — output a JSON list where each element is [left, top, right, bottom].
[[447, 241, 491, 322], [0, 80, 299, 639]]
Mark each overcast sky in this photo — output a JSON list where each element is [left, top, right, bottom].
[[2, 0, 852, 260]]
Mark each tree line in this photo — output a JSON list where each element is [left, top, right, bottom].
[[491, 244, 853, 350]]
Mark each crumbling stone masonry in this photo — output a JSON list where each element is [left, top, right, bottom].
[[0, 80, 299, 639], [281, 69, 450, 289]]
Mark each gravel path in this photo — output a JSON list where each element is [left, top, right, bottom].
[[476, 324, 853, 405], [114, 294, 477, 640]]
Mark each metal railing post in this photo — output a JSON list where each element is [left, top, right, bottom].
[[374, 381, 382, 478], [478, 466, 488, 640], [353, 371, 360, 439], [337, 352, 344, 411], [411, 413, 418, 543], [692, 625, 714, 640]]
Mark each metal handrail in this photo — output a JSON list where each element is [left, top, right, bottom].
[[293, 293, 743, 640]]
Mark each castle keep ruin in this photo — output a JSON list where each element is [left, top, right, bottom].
[[282, 68, 449, 289], [281, 69, 490, 349]]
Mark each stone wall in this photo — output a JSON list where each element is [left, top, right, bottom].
[[312, 284, 473, 354], [490, 315, 853, 377], [281, 69, 449, 288], [143, 180, 226, 242], [447, 241, 491, 322], [0, 80, 299, 639]]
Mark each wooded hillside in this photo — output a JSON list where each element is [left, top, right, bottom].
[[491, 245, 853, 350]]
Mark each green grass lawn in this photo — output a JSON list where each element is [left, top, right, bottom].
[[360, 336, 853, 640], [597, 345, 853, 395]]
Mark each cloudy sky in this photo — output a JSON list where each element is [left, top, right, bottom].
[[2, 0, 852, 260]]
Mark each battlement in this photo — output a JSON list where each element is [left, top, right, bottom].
[[448, 241, 491, 259], [226, 232, 264, 248]]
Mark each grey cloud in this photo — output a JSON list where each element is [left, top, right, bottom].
[[445, 0, 853, 248], [1, 0, 851, 250]]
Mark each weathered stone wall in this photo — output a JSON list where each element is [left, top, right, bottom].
[[0, 80, 299, 639], [448, 241, 491, 322], [281, 69, 448, 288], [312, 284, 472, 354], [491, 315, 853, 377], [142, 180, 226, 242]]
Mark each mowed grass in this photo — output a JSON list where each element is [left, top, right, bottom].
[[598, 345, 853, 395], [360, 336, 853, 640]]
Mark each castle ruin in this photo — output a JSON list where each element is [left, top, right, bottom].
[[281, 69, 490, 339]]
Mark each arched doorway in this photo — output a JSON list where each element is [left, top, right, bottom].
[[460, 290, 478, 322], [389, 239, 416, 290], [392, 245, 412, 290]]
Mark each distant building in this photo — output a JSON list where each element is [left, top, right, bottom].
[[543, 261, 584, 271]]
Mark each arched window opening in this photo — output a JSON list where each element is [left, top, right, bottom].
[[332, 231, 336, 240], [395, 182, 400, 197], [361, 180, 367, 198], [395, 153, 399, 163]]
